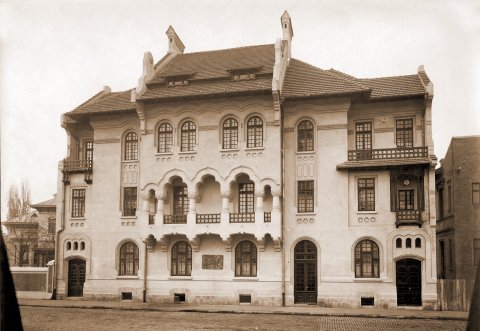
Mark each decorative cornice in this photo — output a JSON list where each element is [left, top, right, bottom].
[[317, 124, 347, 131]]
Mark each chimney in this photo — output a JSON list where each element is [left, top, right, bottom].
[[166, 26, 185, 54], [281, 11, 293, 59]]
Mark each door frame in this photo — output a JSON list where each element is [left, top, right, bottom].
[[293, 239, 318, 304], [67, 258, 86, 297], [395, 257, 422, 306]]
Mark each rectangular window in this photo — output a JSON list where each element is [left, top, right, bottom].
[[474, 239, 480, 266], [48, 220, 55, 234], [448, 239, 454, 271], [473, 183, 480, 204], [71, 189, 86, 218], [358, 178, 375, 211], [298, 180, 314, 213], [396, 119, 413, 147], [438, 187, 444, 219], [84, 140, 94, 161], [398, 190, 414, 210], [239, 183, 255, 213], [123, 187, 137, 216], [448, 183, 452, 214], [355, 122, 372, 150], [173, 186, 188, 215]]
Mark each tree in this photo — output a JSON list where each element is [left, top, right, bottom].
[[7, 181, 31, 220]]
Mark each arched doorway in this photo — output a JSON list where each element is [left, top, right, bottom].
[[294, 240, 317, 304], [396, 258, 421, 306], [68, 259, 86, 297]]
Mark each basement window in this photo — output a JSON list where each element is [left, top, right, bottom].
[[361, 297, 374, 306], [174, 293, 186, 303], [239, 294, 251, 303], [121, 292, 132, 300]]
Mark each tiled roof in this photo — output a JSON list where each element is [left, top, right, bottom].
[[359, 75, 427, 100], [337, 157, 432, 170], [68, 91, 135, 116], [31, 197, 56, 208], [282, 59, 370, 99]]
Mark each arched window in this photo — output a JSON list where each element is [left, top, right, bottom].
[[415, 238, 421, 248], [235, 241, 257, 277], [158, 123, 173, 153], [124, 132, 138, 161], [66, 242, 71, 250], [181, 121, 196, 152], [297, 120, 314, 152], [74, 242, 78, 250], [354, 239, 379, 278], [119, 241, 139, 276], [246, 116, 263, 148], [171, 241, 192, 276], [396, 238, 402, 248], [222, 118, 238, 149], [406, 238, 412, 248], [80, 242, 85, 250]]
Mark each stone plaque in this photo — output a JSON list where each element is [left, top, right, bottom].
[[202, 255, 223, 270]]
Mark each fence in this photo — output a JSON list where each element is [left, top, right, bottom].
[[10, 261, 54, 299], [437, 278, 475, 311]]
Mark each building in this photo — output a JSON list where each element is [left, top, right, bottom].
[[436, 136, 480, 305], [55, 12, 438, 308], [3, 196, 56, 267]]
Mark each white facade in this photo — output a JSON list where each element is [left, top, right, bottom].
[[55, 12, 437, 308]]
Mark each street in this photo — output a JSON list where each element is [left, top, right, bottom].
[[20, 306, 466, 331]]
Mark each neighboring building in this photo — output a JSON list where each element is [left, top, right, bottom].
[[3, 196, 56, 267], [55, 12, 438, 308], [436, 136, 480, 299]]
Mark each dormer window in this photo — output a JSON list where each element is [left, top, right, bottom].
[[229, 67, 261, 82], [163, 73, 194, 87], [168, 79, 189, 87], [233, 72, 256, 81]]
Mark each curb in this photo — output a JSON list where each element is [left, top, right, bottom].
[[19, 303, 469, 321]]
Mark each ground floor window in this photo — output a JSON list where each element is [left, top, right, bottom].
[[235, 241, 257, 277], [355, 239, 379, 278]]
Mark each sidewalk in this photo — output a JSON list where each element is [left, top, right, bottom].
[[18, 298, 468, 321]]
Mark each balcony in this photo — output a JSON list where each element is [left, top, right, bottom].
[[395, 210, 422, 227], [230, 213, 255, 223], [348, 147, 428, 161], [164, 214, 187, 224], [62, 159, 93, 184], [196, 214, 221, 224]]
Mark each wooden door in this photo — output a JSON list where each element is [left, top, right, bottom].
[[294, 240, 317, 304], [396, 258, 421, 306], [68, 259, 86, 297]]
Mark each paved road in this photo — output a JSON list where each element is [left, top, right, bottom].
[[20, 306, 466, 331]]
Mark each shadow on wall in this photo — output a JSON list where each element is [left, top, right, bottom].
[[467, 265, 480, 330], [0, 232, 24, 330]]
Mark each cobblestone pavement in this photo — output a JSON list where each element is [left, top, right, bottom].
[[20, 306, 466, 331]]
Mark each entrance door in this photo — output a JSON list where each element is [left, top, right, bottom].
[[68, 259, 86, 297], [396, 258, 421, 306], [294, 240, 317, 304]]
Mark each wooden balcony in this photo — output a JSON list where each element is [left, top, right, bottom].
[[196, 214, 221, 224], [348, 147, 428, 161], [395, 210, 422, 227], [164, 214, 187, 224], [62, 159, 93, 184], [264, 212, 271, 222], [230, 213, 255, 223]]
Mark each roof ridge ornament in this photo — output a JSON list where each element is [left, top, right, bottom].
[[166, 25, 185, 54]]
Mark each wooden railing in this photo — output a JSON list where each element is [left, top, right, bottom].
[[63, 159, 92, 172], [164, 214, 187, 224], [395, 210, 422, 227], [264, 212, 271, 222], [230, 213, 255, 223], [196, 214, 221, 224], [348, 147, 428, 161]]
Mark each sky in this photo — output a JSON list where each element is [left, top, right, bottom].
[[1, 0, 479, 219]]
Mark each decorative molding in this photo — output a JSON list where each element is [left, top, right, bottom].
[[273, 238, 282, 252], [189, 237, 200, 252], [223, 237, 232, 252], [257, 237, 266, 252], [375, 127, 394, 133], [202, 255, 223, 270], [317, 124, 347, 130], [158, 237, 170, 252], [199, 125, 218, 131], [283, 127, 294, 132], [143, 234, 157, 252], [94, 138, 120, 144]]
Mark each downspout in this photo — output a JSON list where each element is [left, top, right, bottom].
[[280, 102, 286, 307], [53, 162, 66, 299], [143, 242, 147, 303]]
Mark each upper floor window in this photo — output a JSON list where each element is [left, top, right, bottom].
[[298, 180, 314, 213], [354, 239, 379, 278], [85, 140, 93, 161], [123, 187, 137, 217], [247, 116, 263, 148], [124, 132, 138, 161], [173, 184, 188, 216], [355, 122, 372, 150], [71, 189, 85, 218], [297, 120, 314, 152], [48, 220, 56, 234], [396, 119, 413, 148], [171, 241, 192, 276], [472, 183, 480, 204], [239, 182, 255, 213], [398, 190, 415, 210], [158, 123, 173, 153], [358, 178, 375, 211], [181, 121, 196, 152], [119, 241, 139, 276], [235, 241, 257, 277], [222, 118, 238, 149]]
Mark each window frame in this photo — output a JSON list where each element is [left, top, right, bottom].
[[180, 121, 196, 152], [71, 188, 86, 218], [124, 132, 139, 161], [123, 187, 137, 217], [297, 180, 314, 213], [235, 241, 257, 277], [238, 182, 255, 213], [171, 241, 192, 276], [297, 120, 314, 152], [354, 239, 380, 278], [119, 241, 139, 276], [173, 184, 188, 216], [395, 118, 414, 148], [357, 178, 375, 212], [157, 122, 173, 153], [472, 182, 480, 205], [222, 118, 239, 150], [355, 121, 372, 151], [246, 116, 263, 148], [474, 239, 480, 266], [84, 140, 94, 161], [398, 189, 415, 210]]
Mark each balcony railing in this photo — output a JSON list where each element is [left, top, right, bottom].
[[264, 212, 271, 222], [164, 214, 187, 224], [63, 159, 93, 172], [230, 213, 255, 223], [395, 210, 422, 227], [196, 213, 221, 224], [348, 147, 428, 161]]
